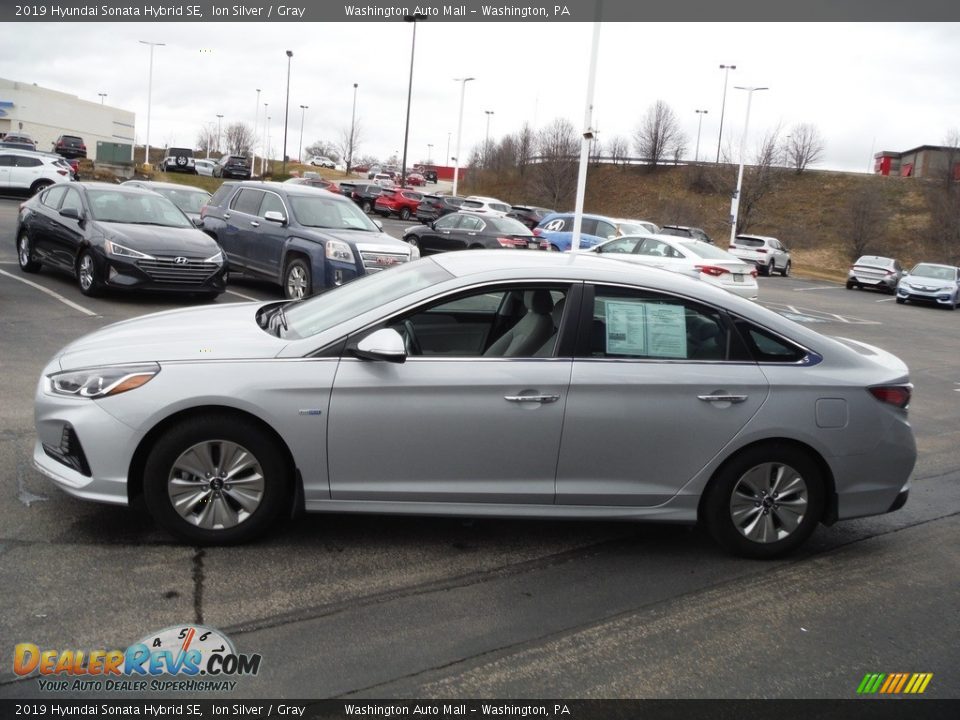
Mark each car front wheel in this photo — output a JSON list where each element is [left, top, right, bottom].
[[399, 208, 411, 221], [17, 232, 41, 273], [702, 444, 825, 559], [77, 250, 104, 296], [284, 258, 312, 300], [780, 260, 791, 277], [143, 414, 290, 544]]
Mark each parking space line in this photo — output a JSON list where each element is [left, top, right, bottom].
[[0, 268, 99, 317], [224, 288, 262, 302], [876, 297, 896, 303], [793, 285, 842, 291]]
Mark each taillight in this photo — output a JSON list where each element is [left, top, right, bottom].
[[869, 385, 911, 409], [533, 228, 543, 237], [496, 237, 520, 247], [200, 206, 208, 219], [756, 248, 768, 253], [750, 268, 758, 278], [56, 169, 68, 176], [696, 265, 730, 277]]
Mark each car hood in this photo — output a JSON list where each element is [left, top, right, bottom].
[[55, 302, 285, 370], [98, 222, 220, 257], [900, 276, 955, 290]]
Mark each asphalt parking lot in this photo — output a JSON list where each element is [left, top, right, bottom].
[[0, 195, 958, 699]]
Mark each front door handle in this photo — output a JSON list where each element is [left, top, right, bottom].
[[505, 394, 560, 404], [250, 220, 260, 228], [698, 394, 748, 404]]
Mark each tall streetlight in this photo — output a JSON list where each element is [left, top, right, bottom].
[[729, 86, 768, 246], [427, 143, 433, 163], [138, 40, 165, 167], [252, 89, 261, 178], [298, 105, 308, 163], [348, 83, 358, 173], [215, 114, 223, 157], [262, 103, 269, 176], [452, 77, 475, 196], [484, 110, 494, 167], [400, 14, 427, 187], [715, 64, 736, 164], [446, 132, 451, 164], [98, 93, 107, 105], [694, 109, 708, 163], [282, 50, 293, 175]]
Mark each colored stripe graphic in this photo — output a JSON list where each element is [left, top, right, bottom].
[[858, 672, 932, 694]]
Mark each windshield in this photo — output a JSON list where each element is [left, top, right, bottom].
[[488, 216, 534, 235], [281, 259, 453, 339], [679, 240, 741, 260], [155, 187, 212, 214], [911, 264, 957, 281], [288, 193, 380, 231], [87, 189, 193, 227]]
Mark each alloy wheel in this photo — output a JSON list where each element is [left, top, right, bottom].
[[729, 462, 809, 544]]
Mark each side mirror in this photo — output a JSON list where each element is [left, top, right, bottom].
[[353, 328, 407, 363], [428, 221, 436, 229], [191, 216, 203, 228], [59, 207, 82, 221], [264, 210, 286, 224]]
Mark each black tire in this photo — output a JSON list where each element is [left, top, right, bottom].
[[895, 297, 906, 304], [780, 260, 791, 277], [761, 261, 773, 277], [143, 414, 291, 545], [845, 280, 856, 290], [702, 443, 825, 559], [399, 207, 411, 221], [405, 235, 419, 250], [362, 200, 373, 214], [283, 257, 312, 300], [17, 231, 41, 273], [30, 180, 53, 195], [76, 249, 104, 297]]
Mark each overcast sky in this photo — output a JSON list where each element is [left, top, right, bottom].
[[4, 21, 959, 172]]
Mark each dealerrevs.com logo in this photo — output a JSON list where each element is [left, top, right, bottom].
[[857, 672, 934, 695], [13, 625, 262, 692]]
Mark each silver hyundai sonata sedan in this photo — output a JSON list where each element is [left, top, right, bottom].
[[33, 251, 916, 558]]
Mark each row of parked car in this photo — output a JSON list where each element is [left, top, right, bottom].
[[847, 255, 960, 309]]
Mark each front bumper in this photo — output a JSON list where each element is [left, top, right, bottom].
[[896, 285, 957, 305], [98, 251, 227, 294]]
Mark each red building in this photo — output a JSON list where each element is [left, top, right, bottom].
[[874, 145, 960, 180]]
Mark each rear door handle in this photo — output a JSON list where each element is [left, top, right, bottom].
[[698, 394, 748, 404], [505, 394, 560, 404], [250, 220, 260, 228]]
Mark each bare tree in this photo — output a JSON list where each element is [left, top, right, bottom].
[[335, 119, 363, 172], [532, 118, 579, 207], [607, 135, 630, 166], [515, 123, 535, 177], [633, 100, 686, 168], [736, 126, 784, 233], [940, 129, 960, 189], [305, 140, 338, 161], [785, 123, 825, 174], [196, 123, 217, 158], [845, 183, 891, 260], [223, 122, 255, 155]]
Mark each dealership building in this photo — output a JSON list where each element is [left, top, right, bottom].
[[0, 77, 136, 164]]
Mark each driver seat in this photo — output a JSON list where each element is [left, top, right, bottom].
[[483, 290, 555, 357]]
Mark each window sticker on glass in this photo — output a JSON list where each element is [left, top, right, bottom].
[[603, 300, 688, 358]]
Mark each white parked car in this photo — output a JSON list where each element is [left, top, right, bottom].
[[462, 195, 511, 216], [0, 148, 74, 194], [613, 218, 660, 236], [308, 156, 336, 169], [729, 234, 791, 276], [591, 233, 759, 300], [194, 159, 217, 177]]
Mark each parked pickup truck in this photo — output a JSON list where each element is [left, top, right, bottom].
[[201, 181, 418, 299]]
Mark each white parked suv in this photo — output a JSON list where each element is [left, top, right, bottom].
[[462, 195, 511, 216], [729, 234, 791, 276], [0, 148, 74, 194], [308, 156, 336, 168]]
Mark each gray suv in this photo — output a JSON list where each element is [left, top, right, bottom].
[[201, 181, 418, 299], [729, 234, 791, 276]]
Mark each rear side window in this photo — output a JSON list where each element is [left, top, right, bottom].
[[732, 319, 809, 363], [14, 156, 42, 168], [209, 184, 235, 208], [231, 188, 263, 215]]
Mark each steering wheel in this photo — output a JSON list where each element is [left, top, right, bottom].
[[403, 319, 423, 356]]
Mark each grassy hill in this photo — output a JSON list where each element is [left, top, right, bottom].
[[463, 163, 950, 282]]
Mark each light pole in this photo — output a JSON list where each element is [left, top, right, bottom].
[[298, 105, 308, 164], [729, 86, 768, 245], [262, 103, 269, 176], [400, 14, 427, 187], [98, 93, 107, 105], [216, 114, 223, 157], [138, 40, 165, 167], [282, 50, 293, 175], [715, 64, 736, 164], [452, 76, 475, 196], [484, 110, 494, 167], [348, 82, 358, 173], [446, 132, 451, 164], [252, 88, 261, 178], [427, 143, 433, 163], [694, 109, 708, 163]]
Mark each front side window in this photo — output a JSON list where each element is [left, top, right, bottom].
[[589, 286, 729, 361], [41, 185, 68, 209], [434, 214, 460, 230], [259, 191, 286, 218]]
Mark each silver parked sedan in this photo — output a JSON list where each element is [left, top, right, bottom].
[[33, 252, 915, 558]]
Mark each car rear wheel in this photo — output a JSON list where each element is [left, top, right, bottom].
[[362, 200, 373, 213], [77, 250, 104, 297], [284, 258, 312, 300], [17, 232, 41, 273], [30, 180, 53, 195], [399, 208, 411, 221], [846, 280, 856, 290], [761, 261, 773, 276], [780, 260, 791, 277], [143, 414, 290, 544], [405, 235, 419, 249], [702, 444, 825, 559]]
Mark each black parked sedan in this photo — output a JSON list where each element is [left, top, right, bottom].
[[16, 182, 227, 298], [403, 212, 548, 255]]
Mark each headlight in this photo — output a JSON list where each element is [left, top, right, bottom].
[[325, 240, 355, 263], [205, 250, 224, 264], [104, 239, 154, 260], [47, 363, 161, 399]]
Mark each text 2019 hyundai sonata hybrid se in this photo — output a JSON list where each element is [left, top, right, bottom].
[[32, 252, 916, 558]]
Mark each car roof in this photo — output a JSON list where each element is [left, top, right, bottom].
[[124, 180, 209, 192], [229, 180, 352, 201], [735, 234, 777, 241]]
